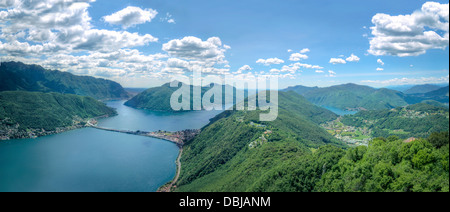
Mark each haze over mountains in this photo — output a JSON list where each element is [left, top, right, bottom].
[[404, 84, 443, 94]]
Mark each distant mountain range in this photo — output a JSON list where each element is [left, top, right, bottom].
[[0, 62, 129, 100], [404, 84, 444, 94], [284, 83, 449, 111]]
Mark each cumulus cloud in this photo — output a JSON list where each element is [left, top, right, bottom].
[[0, 0, 16, 8], [256, 57, 285, 66], [0, 0, 162, 83], [0, 0, 158, 55], [103, 6, 158, 29], [238, 65, 252, 72], [315, 70, 324, 73], [289, 53, 308, 61], [368, 1, 449, 57], [329, 58, 347, 64], [376, 68, 384, 71], [377, 59, 385, 66], [162, 36, 229, 66], [300, 48, 310, 54], [346, 54, 360, 62]]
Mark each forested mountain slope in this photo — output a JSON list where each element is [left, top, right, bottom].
[[0, 62, 129, 100]]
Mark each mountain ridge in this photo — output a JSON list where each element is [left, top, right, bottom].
[[0, 61, 129, 100]]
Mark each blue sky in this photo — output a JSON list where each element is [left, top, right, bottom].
[[1, 0, 449, 88]]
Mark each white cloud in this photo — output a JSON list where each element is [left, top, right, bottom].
[[256, 58, 285, 66], [368, 2, 449, 57], [287, 49, 293, 53], [300, 48, 310, 54], [0, 0, 164, 84], [162, 36, 229, 66], [329, 58, 347, 64], [238, 65, 252, 72], [315, 70, 324, 73], [376, 68, 384, 71], [289, 53, 308, 61], [103, 6, 158, 29], [0, 0, 158, 55], [326, 70, 337, 77], [0, 0, 16, 8], [291, 62, 323, 69], [345, 54, 360, 62], [377, 59, 385, 66], [160, 12, 176, 24]]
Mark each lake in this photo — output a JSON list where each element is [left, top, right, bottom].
[[321, 106, 358, 116], [0, 101, 223, 192]]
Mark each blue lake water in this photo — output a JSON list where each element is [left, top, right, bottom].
[[321, 106, 358, 116], [0, 101, 222, 192]]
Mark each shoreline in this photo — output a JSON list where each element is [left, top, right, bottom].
[[157, 147, 183, 192], [0, 114, 113, 141]]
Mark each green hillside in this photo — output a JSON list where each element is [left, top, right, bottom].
[[318, 133, 449, 192], [340, 103, 449, 139], [285, 83, 408, 110], [175, 91, 449, 192], [0, 62, 129, 100], [285, 83, 449, 111], [125, 82, 237, 112], [175, 91, 343, 191], [0, 91, 116, 139]]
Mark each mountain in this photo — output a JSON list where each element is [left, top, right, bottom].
[[339, 103, 449, 139], [407, 86, 449, 104], [0, 91, 116, 139], [283, 85, 319, 95], [385, 85, 415, 92], [0, 61, 129, 100], [404, 84, 442, 94], [285, 83, 408, 111], [174, 91, 449, 192], [125, 82, 237, 112], [175, 91, 343, 191]]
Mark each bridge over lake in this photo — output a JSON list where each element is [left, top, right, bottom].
[[87, 121, 200, 148]]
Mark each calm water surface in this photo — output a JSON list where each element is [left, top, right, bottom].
[[0, 101, 221, 192]]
